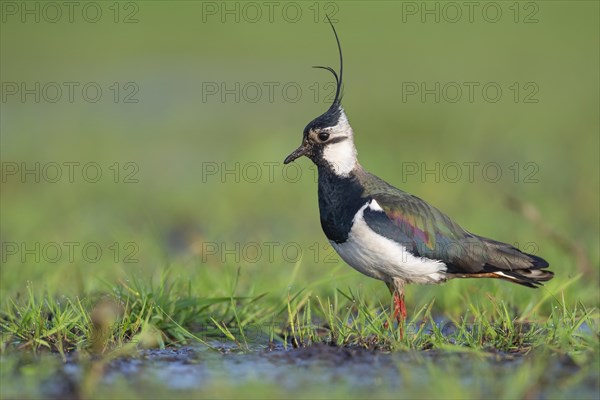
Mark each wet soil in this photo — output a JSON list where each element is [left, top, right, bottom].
[[13, 341, 594, 399]]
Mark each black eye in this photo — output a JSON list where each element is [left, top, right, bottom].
[[318, 132, 330, 141]]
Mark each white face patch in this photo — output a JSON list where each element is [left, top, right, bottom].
[[321, 111, 358, 176], [323, 139, 357, 176]]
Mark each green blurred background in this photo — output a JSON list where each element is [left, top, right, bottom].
[[1, 1, 598, 308]]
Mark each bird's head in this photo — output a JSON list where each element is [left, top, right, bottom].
[[283, 18, 357, 177]]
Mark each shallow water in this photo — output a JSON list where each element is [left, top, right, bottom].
[[5, 341, 596, 399]]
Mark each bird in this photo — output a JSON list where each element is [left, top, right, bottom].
[[283, 18, 554, 325]]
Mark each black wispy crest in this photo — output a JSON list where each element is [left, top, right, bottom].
[[302, 16, 345, 134], [312, 15, 343, 109]]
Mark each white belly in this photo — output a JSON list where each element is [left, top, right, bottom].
[[330, 200, 448, 285]]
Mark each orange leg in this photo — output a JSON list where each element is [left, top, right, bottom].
[[385, 279, 406, 338], [392, 289, 407, 322]]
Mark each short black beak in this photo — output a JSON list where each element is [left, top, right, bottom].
[[284, 143, 309, 164]]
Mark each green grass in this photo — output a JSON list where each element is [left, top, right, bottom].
[[1, 267, 597, 353]]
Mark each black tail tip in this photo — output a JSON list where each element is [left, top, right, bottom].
[[512, 269, 555, 288], [525, 252, 549, 268]]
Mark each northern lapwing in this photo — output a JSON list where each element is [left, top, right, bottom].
[[283, 18, 554, 324]]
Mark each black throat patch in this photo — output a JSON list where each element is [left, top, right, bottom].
[[317, 164, 368, 244]]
